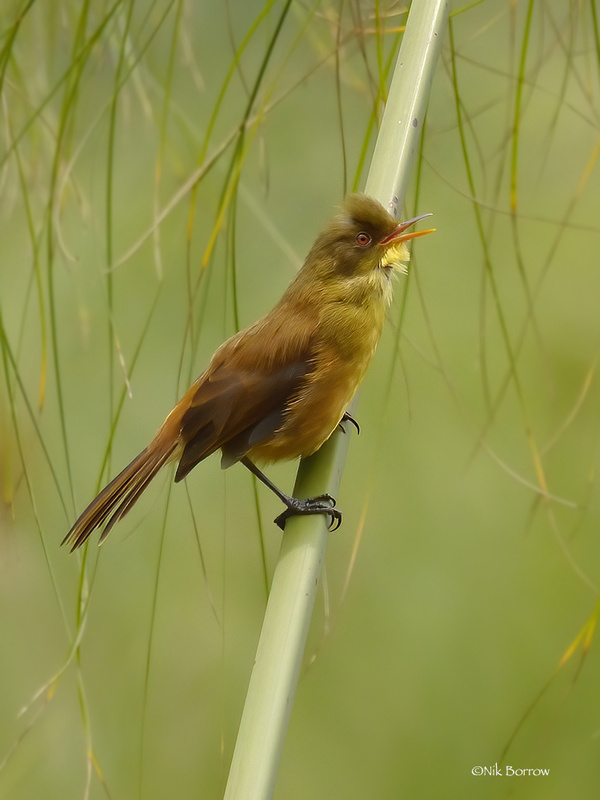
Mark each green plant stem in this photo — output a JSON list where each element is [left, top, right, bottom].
[[223, 3, 448, 799]]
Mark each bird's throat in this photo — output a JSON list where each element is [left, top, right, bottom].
[[380, 241, 410, 274]]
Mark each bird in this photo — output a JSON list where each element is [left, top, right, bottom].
[[62, 194, 433, 551]]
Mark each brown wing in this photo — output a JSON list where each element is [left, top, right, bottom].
[[175, 361, 309, 479], [174, 306, 318, 480]]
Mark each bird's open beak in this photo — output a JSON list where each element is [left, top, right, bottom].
[[379, 213, 435, 246]]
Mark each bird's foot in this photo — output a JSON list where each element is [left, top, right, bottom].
[[274, 493, 342, 532], [338, 411, 360, 435]]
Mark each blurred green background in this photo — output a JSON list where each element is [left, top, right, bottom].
[[2, 1, 600, 798]]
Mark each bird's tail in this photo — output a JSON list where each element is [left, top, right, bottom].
[[62, 435, 178, 551]]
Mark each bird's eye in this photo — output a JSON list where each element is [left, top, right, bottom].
[[355, 232, 372, 247]]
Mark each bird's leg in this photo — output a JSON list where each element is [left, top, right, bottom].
[[338, 411, 360, 435], [240, 456, 342, 532]]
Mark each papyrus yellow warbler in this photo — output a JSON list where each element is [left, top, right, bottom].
[[63, 194, 433, 550]]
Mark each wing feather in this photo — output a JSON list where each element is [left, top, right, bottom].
[[174, 306, 318, 480]]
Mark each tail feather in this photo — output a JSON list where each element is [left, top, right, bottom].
[[97, 449, 174, 544], [62, 439, 177, 551]]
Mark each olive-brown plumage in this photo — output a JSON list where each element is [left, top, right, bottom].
[[63, 194, 433, 549]]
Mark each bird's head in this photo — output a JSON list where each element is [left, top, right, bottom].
[[308, 193, 434, 279]]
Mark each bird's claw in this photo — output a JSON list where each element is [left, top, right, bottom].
[[274, 493, 342, 532], [339, 411, 360, 436]]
